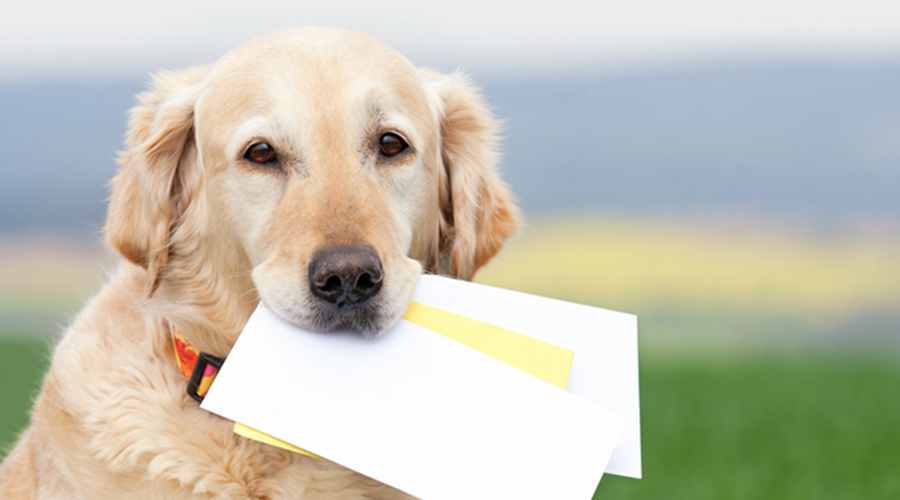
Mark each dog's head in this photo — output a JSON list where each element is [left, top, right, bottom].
[[106, 27, 518, 346]]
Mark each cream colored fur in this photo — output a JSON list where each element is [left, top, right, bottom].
[[0, 27, 518, 499]]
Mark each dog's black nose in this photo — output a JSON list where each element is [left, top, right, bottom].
[[309, 246, 384, 309]]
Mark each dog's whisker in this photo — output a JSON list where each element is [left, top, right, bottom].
[[236, 286, 260, 304]]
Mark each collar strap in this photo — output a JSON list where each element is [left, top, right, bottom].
[[172, 325, 225, 403]]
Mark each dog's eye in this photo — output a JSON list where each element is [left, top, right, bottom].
[[245, 142, 277, 164], [379, 133, 408, 158]]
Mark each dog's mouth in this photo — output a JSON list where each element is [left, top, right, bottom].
[[307, 301, 390, 338], [260, 293, 398, 339]]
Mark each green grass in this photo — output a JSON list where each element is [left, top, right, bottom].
[[0, 339, 52, 455], [2, 340, 898, 499], [595, 352, 900, 500]]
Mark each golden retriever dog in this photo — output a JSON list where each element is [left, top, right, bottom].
[[0, 27, 517, 499]]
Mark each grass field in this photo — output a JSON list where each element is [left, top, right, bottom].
[[2, 339, 898, 499], [594, 352, 900, 500]]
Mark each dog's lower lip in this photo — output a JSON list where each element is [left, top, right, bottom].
[[331, 293, 372, 311], [301, 302, 387, 336]]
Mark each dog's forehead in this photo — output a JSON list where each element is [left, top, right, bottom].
[[196, 28, 434, 130]]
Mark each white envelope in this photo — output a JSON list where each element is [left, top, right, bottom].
[[412, 275, 642, 479], [201, 305, 625, 500]]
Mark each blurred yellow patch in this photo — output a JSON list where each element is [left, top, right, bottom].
[[476, 216, 900, 323]]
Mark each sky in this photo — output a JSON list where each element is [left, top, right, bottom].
[[3, 0, 900, 82]]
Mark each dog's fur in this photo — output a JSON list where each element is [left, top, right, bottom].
[[0, 27, 518, 499]]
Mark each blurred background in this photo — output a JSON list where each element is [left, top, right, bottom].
[[1, 1, 899, 498]]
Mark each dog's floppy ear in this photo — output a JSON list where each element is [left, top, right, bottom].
[[106, 67, 207, 292], [423, 70, 520, 281]]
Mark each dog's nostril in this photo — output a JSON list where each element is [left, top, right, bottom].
[[308, 246, 384, 309], [317, 275, 344, 293], [355, 271, 379, 291]]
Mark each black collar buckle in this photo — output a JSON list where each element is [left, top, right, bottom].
[[187, 352, 225, 403]]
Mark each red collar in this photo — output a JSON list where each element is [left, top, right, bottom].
[[172, 325, 224, 402]]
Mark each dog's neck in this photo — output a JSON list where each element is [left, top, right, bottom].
[[145, 259, 258, 359], [158, 295, 257, 360]]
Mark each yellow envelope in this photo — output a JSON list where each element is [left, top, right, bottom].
[[233, 301, 575, 459]]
